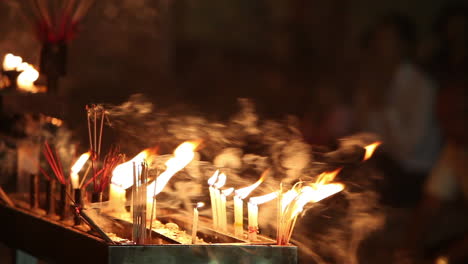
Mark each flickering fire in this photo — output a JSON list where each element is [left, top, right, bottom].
[[207, 170, 219, 186], [112, 149, 153, 189], [221, 187, 234, 196], [17, 63, 39, 93], [214, 172, 227, 189], [147, 141, 200, 198], [250, 191, 278, 205], [235, 169, 269, 199], [71, 152, 91, 174], [2, 53, 22, 71], [363, 141, 381, 161]]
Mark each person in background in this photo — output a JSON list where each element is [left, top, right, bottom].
[[354, 14, 441, 207], [400, 4, 468, 263]]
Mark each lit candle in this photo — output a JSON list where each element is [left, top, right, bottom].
[[70, 152, 90, 189], [233, 170, 268, 238], [191, 202, 204, 244], [2, 53, 22, 71], [234, 196, 243, 237], [248, 191, 278, 241], [213, 172, 227, 230], [207, 170, 219, 229], [247, 202, 258, 241], [220, 187, 234, 232], [16, 63, 39, 93], [109, 183, 126, 212]]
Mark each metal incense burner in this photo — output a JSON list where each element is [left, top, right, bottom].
[[0, 200, 297, 264]]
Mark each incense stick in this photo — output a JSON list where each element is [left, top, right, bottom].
[[0, 186, 14, 207]]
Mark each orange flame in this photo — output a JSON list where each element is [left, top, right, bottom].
[[71, 152, 91, 174], [316, 168, 341, 185], [147, 141, 200, 198], [3, 53, 22, 71], [222, 187, 234, 196], [363, 142, 381, 161], [207, 170, 219, 186], [250, 191, 278, 205], [214, 172, 227, 189], [112, 149, 153, 189], [235, 169, 269, 199]]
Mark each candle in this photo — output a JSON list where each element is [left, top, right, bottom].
[[234, 196, 243, 237], [207, 170, 219, 229], [70, 152, 91, 189], [247, 202, 258, 241], [109, 183, 126, 212], [213, 172, 227, 230], [192, 202, 204, 244], [220, 187, 234, 232], [16, 64, 39, 92], [232, 170, 268, 237]]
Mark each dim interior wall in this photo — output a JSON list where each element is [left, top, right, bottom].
[[0, 0, 454, 124]]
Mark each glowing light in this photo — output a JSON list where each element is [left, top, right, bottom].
[[147, 141, 200, 198], [3, 53, 22, 71], [249, 191, 278, 205], [363, 142, 381, 161], [71, 152, 91, 174], [17, 64, 39, 93], [214, 172, 227, 189], [112, 149, 153, 189], [207, 170, 219, 186], [235, 169, 269, 199], [196, 202, 205, 208], [222, 187, 234, 196]]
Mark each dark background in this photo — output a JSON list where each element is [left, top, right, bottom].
[[0, 0, 457, 121]]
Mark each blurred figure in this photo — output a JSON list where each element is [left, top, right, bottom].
[[354, 14, 441, 206], [400, 4, 468, 263]]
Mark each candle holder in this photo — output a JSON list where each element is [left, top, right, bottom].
[[58, 184, 71, 220], [39, 42, 67, 94], [45, 179, 56, 215], [29, 174, 40, 209], [73, 189, 83, 225], [1, 70, 20, 91]]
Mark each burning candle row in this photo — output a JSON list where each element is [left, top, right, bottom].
[[2, 53, 41, 92]]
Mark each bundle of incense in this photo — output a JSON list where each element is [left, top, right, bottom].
[[0, 185, 14, 207], [132, 162, 148, 244], [29, 174, 40, 209]]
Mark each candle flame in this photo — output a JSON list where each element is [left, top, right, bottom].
[[196, 202, 205, 208], [222, 187, 234, 196], [235, 169, 269, 199], [71, 152, 91, 174], [250, 191, 278, 205], [281, 189, 299, 212], [112, 148, 154, 189], [3, 53, 22, 71], [214, 172, 227, 189], [17, 63, 39, 93], [207, 170, 219, 186], [147, 140, 200, 198], [316, 168, 341, 185], [363, 141, 381, 161]]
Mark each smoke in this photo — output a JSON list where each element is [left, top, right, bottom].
[[99, 94, 385, 263]]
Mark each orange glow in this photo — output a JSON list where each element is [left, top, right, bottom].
[[250, 191, 278, 205], [214, 172, 227, 189], [17, 63, 39, 93], [3, 53, 22, 71], [112, 149, 153, 189], [147, 141, 200, 198], [316, 169, 342, 185], [222, 187, 234, 196], [196, 202, 205, 208], [71, 152, 91, 174], [363, 142, 381, 161], [281, 189, 299, 212], [207, 170, 219, 186], [235, 169, 269, 199]]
